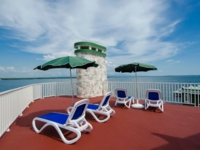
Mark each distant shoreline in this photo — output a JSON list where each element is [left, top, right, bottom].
[[0, 77, 76, 80], [0, 75, 200, 80]]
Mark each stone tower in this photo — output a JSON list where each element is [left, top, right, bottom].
[[74, 41, 108, 98]]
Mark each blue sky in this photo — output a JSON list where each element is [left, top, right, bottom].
[[0, 0, 200, 78]]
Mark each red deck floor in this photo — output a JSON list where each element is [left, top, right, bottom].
[[0, 96, 200, 150]]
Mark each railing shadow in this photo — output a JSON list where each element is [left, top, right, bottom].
[[16, 109, 66, 128], [152, 132, 200, 150]]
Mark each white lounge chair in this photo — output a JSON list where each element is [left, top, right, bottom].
[[67, 92, 115, 123], [86, 91, 115, 123], [115, 88, 133, 108], [32, 99, 93, 144], [144, 89, 164, 112]]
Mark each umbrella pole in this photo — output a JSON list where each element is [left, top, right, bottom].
[[70, 69, 74, 105], [131, 66, 144, 109], [135, 66, 138, 102]]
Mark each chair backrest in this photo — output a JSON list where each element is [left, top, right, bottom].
[[115, 88, 127, 98], [99, 91, 113, 108], [67, 99, 89, 123], [146, 89, 161, 101]]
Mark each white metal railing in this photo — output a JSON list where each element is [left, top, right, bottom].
[[33, 84, 42, 100], [1, 81, 200, 138], [42, 82, 76, 98], [42, 82, 57, 98], [0, 82, 75, 138], [0, 85, 34, 138], [108, 82, 200, 106]]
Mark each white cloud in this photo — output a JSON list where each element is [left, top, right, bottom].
[[6, 66, 15, 71], [0, 66, 16, 72], [167, 60, 174, 63], [0, 65, 74, 78], [0, 66, 5, 71], [0, 0, 180, 66], [166, 59, 180, 64]]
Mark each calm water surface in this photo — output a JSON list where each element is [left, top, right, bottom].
[[109, 75, 200, 83], [0, 76, 200, 93]]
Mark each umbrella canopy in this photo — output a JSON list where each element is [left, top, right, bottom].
[[34, 56, 98, 70], [115, 62, 157, 73], [34, 56, 98, 105], [115, 62, 157, 109]]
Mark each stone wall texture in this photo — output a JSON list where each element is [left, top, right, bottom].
[[76, 53, 108, 98]]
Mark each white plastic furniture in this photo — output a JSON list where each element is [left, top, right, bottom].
[[115, 88, 133, 108], [32, 99, 93, 144], [145, 89, 164, 112]]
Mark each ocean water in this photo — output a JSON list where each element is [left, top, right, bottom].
[[108, 75, 200, 83], [0, 75, 200, 93]]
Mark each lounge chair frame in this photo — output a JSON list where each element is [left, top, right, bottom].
[[67, 92, 115, 123], [86, 91, 115, 123], [145, 89, 164, 112], [115, 88, 133, 108], [32, 99, 93, 144]]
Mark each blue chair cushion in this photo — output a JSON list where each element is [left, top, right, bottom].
[[72, 104, 86, 120], [38, 112, 69, 124], [102, 95, 111, 106], [117, 90, 126, 98], [128, 96, 132, 99], [148, 92, 159, 100], [87, 104, 99, 110]]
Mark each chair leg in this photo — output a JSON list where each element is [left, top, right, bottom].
[[104, 106, 115, 116], [145, 101, 149, 110], [124, 100, 131, 108], [60, 126, 82, 144], [32, 118, 81, 144], [162, 104, 164, 112], [160, 103, 164, 112], [128, 100, 131, 108], [86, 110, 110, 123], [110, 109, 116, 116], [132, 98, 135, 104], [85, 123, 93, 132], [115, 100, 118, 106], [82, 120, 93, 132]]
